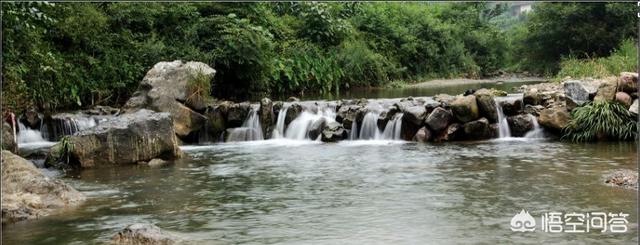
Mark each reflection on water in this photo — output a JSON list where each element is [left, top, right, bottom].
[[2, 140, 637, 244], [293, 79, 545, 101]]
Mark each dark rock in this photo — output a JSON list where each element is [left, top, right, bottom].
[[412, 127, 432, 143], [19, 108, 41, 130], [523, 105, 544, 117], [463, 118, 493, 140], [474, 89, 498, 123], [321, 122, 347, 142], [435, 123, 463, 142], [287, 96, 300, 102], [463, 89, 476, 96], [308, 118, 327, 140], [45, 109, 183, 169], [425, 107, 453, 132], [285, 103, 304, 126], [450, 95, 479, 123], [499, 98, 523, 116], [507, 114, 535, 137], [403, 106, 427, 126], [2, 151, 85, 224], [226, 102, 251, 128], [112, 223, 179, 245], [259, 98, 274, 139]]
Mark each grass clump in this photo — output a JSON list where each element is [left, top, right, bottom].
[[186, 69, 213, 106], [556, 39, 637, 80], [562, 101, 637, 142]]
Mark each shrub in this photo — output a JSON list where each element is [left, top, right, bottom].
[[556, 39, 638, 80], [562, 101, 637, 142]]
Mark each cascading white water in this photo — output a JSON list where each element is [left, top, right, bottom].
[[357, 112, 403, 140], [359, 112, 381, 140], [349, 120, 358, 140], [227, 107, 264, 142], [381, 114, 403, 140], [283, 106, 336, 140], [41, 115, 98, 141], [272, 106, 289, 139], [495, 101, 511, 138], [17, 122, 47, 144], [524, 114, 544, 139]]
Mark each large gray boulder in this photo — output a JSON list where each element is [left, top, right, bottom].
[[112, 223, 180, 245], [46, 109, 182, 168], [474, 89, 499, 123], [2, 151, 85, 224], [499, 98, 523, 116], [124, 61, 215, 138], [450, 95, 479, 123], [563, 80, 591, 106], [425, 107, 453, 132]]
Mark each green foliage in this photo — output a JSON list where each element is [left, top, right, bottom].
[[562, 101, 637, 142], [514, 2, 636, 74], [59, 136, 75, 164], [556, 39, 638, 80], [186, 69, 214, 106]]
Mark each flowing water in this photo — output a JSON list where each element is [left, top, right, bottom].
[[3, 140, 637, 244]]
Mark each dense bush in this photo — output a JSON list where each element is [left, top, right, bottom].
[[2, 2, 636, 113], [563, 101, 637, 142]]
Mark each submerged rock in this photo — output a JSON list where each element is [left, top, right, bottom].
[[321, 122, 347, 142], [450, 95, 479, 123], [434, 123, 463, 142], [45, 109, 182, 168], [2, 151, 85, 224], [604, 169, 638, 190], [112, 223, 180, 245], [124, 61, 214, 138]]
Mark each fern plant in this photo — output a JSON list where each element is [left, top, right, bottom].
[[59, 136, 75, 164], [562, 101, 637, 142]]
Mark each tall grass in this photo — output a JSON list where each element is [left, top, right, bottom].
[[556, 39, 637, 80], [562, 101, 637, 142]]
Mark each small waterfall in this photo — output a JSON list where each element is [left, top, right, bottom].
[[227, 107, 264, 142], [359, 112, 381, 140], [272, 106, 289, 139], [381, 114, 403, 140], [41, 115, 98, 141], [17, 121, 47, 144], [356, 112, 402, 140], [524, 114, 544, 139], [349, 120, 358, 140], [495, 101, 511, 138], [283, 105, 336, 140]]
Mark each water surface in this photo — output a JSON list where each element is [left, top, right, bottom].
[[3, 139, 636, 244]]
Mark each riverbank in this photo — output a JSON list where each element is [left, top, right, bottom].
[[406, 76, 549, 89]]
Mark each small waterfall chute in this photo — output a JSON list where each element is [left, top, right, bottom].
[[283, 105, 336, 140], [524, 114, 544, 139], [17, 121, 47, 144], [359, 112, 381, 140], [227, 107, 264, 142], [349, 120, 358, 140], [272, 106, 289, 139], [381, 114, 403, 140], [495, 101, 511, 138]]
